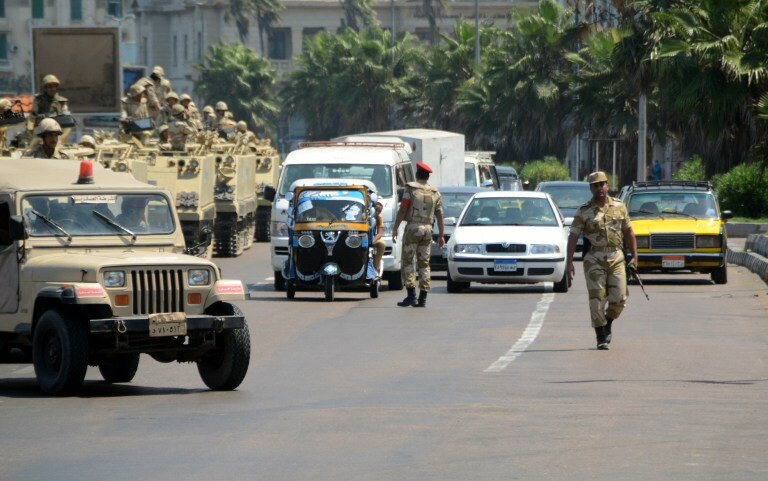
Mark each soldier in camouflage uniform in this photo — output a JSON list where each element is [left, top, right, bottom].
[[167, 104, 196, 151], [24, 118, 69, 159], [30, 74, 70, 127], [120, 84, 149, 121], [393, 162, 444, 307], [567, 171, 637, 350], [161, 91, 179, 125]]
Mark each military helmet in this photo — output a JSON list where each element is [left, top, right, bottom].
[[203, 105, 214, 114], [180, 93, 192, 102], [0, 98, 12, 111], [166, 91, 179, 101], [215, 101, 228, 111], [79, 135, 96, 148], [236, 121, 247, 132], [158, 124, 169, 134], [34, 118, 63, 136], [225, 112, 234, 119], [152, 66, 165, 76], [42, 74, 61, 87], [172, 104, 186, 117], [129, 84, 145, 96]]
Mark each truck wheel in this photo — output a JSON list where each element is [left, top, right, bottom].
[[553, 271, 569, 293], [214, 219, 242, 258], [255, 206, 271, 242], [324, 276, 335, 302], [98, 353, 140, 383], [32, 309, 89, 396], [387, 271, 403, 291], [197, 304, 250, 391], [274, 270, 286, 291], [711, 264, 727, 284]]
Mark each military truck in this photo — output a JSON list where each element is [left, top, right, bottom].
[[210, 142, 257, 257], [0, 158, 251, 395], [252, 139, 280, 242]]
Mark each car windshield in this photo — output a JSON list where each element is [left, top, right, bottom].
[[441, 192, 478, 219], [279, 163, 392, 197], [22, 193, 174, 237], [627, 192, 718, 218], [460, 197, 558, 227], [294, 189, 367, 223], [538, 185, 592, 210]]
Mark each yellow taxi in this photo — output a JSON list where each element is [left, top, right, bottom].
[[622, 181, 732, 284]]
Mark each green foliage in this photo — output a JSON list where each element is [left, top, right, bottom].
[[340, 0, 378, 31], [713, 162, 768, 217], [225, 0, 283, 53], [520, 156, 570, 189], [673, 156, 706, 181], [195, 43, 278, 136]]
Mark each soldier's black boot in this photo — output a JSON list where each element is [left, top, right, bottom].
[[398, 287, 417, 307], [605, 317, 613, 344], [414, 290, 428, 307], [595, 326, 609, 350]]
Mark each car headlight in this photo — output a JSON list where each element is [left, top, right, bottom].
[[188, 269, 211, 286], [345, 234, 362, 248], [530, 244, 558, 254], [454, 244, 483, 254], [636, 236, 649, 248], [271, 221, 290, 237], [696, 235, 721, 248], [298, 234, 315, 248], [103, 270, 125, 288]]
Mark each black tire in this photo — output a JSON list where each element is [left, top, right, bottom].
[[387, 271, 403, 291], [446, 270, 468, 293], [98, 353, 140, 383], [214, 219, 242, 258], [711, 263, 727, 284], [274, 270, 285, 291], [32, 309, 89, 396], [553, 271, 569, 293], [324, 276, 335, 302], [255, 206, 271, 242], [197, 304, 250, 391], [286, 280, 296, 299], [370, 279, 379, 298]]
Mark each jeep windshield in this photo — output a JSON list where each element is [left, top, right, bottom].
[[279, 164, 392, 197], [22, 193, 175, 237], [627, 192, 718, 219]]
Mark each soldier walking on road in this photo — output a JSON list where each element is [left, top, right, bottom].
[[566, 171, 637, 350], [393, 162, 444, 308]]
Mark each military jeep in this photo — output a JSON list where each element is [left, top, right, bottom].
[[0, 158, 250, 395]]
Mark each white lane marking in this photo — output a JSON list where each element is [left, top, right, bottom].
[[265, 276, 274, 281], [484, 292, 555, 373]]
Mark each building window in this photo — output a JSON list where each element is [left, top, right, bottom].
[[71, 0, 83, 21], [268, 28, 291, 60], [301, 27, 324, 50], [173, 35, 178, 66], [107, 0, 123, 18], [197, 32, 203, 59], [142, 36, 148, 66], [32, 0, 44, 19], [0, 34, 7, 61], [183, 34, 188, 62], [0, 0, 6, 18]]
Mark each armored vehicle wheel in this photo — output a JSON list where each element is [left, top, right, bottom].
[[32, 309, 89, 396], [98, 353, 140, 383], [386, 271, 403, 291], [255, 206, 271, 242], [214, 220, 243, 258], [711, 264, 727, 284], [197, 304, 250, 391], [553, 271, 569, 293], [446, 271, 469, 293], [370, 279, 380, 298], [274, 270, 286, 291], [286, 280, 296, 299], [324, 277, 335, 302]]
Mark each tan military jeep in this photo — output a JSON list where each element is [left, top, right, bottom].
[[0, 158, 250, 395]]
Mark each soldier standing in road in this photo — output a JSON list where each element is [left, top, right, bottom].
[[566, 171, 637, 350], [24, 118, 69, 159], [30, 75, 70, 127], [393, 162, 444, 308], [168, 104, 196, 151]]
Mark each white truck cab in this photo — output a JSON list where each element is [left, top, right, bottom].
[[464, 151, 500, 189]]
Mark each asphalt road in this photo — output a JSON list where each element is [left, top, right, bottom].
[[1, 244, 767, 481]]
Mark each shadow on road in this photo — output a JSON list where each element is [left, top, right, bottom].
[[0, 378, 209, 398], [632, 278, 713, 286], [548, 378, 768, 385]]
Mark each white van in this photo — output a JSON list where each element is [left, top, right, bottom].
[[464, 151, 500, 189], [269, 141, 415, 291]]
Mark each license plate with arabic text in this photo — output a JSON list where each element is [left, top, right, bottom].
[[148, 312, 188, 337], [494, 259, 518, 272], [662, 256, 685, 268]]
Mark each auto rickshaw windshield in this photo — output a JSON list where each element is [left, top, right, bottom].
[[295, 189, 368, 223]]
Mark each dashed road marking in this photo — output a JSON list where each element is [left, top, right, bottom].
[[484, 292, 555, 373]]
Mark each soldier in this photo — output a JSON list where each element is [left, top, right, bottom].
[[566, 171, 638, 350], [180, 94, 202, 129], [235, 120, 255, 145], [372, 201, 386, 277], [168, 104, 195, 151], [201, 105, 217, 131], [132, 66, 171, 120], [30, 74, 70, 126], [157, 124, 171, 150], [161, 91, 179, 125], [214, 101, 236, 130], [78, 135, 97, 150], [24, 118, 69, 159], [121, 84, 149, 121], [392, 162, 444, 307]]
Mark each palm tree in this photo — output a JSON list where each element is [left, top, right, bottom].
[[418, 0, 450, 45], [339, 0, 378, 32], [195, 43, 279, 137], [225, 0, 283, 56]]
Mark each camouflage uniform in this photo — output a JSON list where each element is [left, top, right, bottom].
[[30, 92, 69, 125], [121, 97, 149, 121], [401, 181, 442, 291], [133, 77, 160, 115], [168, 119, 196, 151], [570, 197, 630, 328], [24, 144, 68, 159]]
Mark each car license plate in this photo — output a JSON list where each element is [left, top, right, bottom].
[[148, 312, 187, 337], [662, 256, 685, 268], [494, 259, 518, 272]]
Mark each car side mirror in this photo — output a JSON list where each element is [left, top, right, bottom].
[[444, 217, 457, 226], [721, 210, 733, 220], [397, 187, 405, 202], [263, 186, 276, 202], [285, 192, 294, 202], [481, 179, 494, 189], [9, 215, 28, 241]]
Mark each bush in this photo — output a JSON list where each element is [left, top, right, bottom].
[[521, 156, 570, 189], [674, 155, 706, 181], [713, 162, 768, 217]]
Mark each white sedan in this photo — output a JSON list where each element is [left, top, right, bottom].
[[446, 191, 569, 293]]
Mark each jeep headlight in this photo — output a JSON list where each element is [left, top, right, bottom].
[[636, 236, 649, 248], [454, 244, 483, 254], [271, 221, 289, 237], [696, 235, 721, 248], [530, 244, 558, 254], [188, 269, 211, 286], [103, 270, 125, 288]]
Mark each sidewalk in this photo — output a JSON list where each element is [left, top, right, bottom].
[[727, 235, 768, 285]]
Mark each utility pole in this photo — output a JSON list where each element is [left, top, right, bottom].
[[390, 0, 395, 48], [474, 0, 480, 64], [637, 92, 647, 181]]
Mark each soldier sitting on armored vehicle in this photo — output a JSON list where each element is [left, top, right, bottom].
[[157, 124, 171, 150], [202, 105, 217, 131], [161, 91, 179, 125], [121, 84, 149, 121], [31, 74, 70, 127], [24, 118, 69, 159], [180, 94, 202, 130], [169, 104, 196, 151]]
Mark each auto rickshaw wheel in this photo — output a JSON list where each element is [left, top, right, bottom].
[[324, 277, 335, 302], [370, 279, 379, 298], [286, 280, 296, 299]]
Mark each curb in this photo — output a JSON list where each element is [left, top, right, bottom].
[[725, 222, 768, 238], [727, 234, 768, 284]]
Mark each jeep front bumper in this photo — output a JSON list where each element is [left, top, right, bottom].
[[90, 314, 245, 334]]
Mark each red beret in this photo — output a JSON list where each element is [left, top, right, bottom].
[[416, 162, 432, 174]]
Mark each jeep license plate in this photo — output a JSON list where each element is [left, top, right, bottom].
[[494, 259, 518, 272], [148, 312, 187, 337], [662, 256, 685, 268]]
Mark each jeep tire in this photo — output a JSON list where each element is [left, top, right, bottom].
[[33, 309, 89, 396], [197, 304, 250, 390]]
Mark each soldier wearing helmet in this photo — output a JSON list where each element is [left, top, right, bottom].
[[201, 105, 216, 131], [161, 91, 180, 125], [24, 118, 69, 159], [31, 74, 70, 126], [131, 66, 172, 120], [157, 124, 171, 150], [78, 135, 97, 150], [179, 94, 202, 129], [168, 104, 196, 151], [235, 120, 256, 147], [214, 101, 234, 130], [120, 83, 149, 121]]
